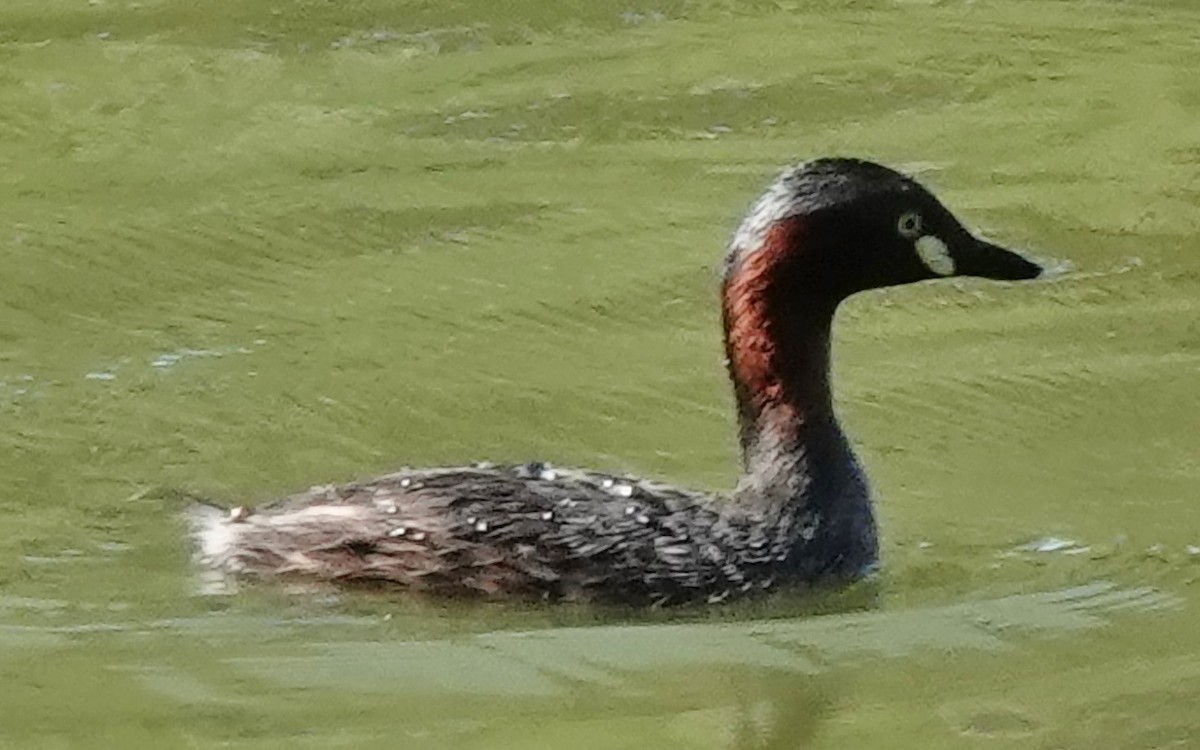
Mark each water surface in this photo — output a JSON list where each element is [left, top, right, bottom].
[[2, 1, 1198, 747]]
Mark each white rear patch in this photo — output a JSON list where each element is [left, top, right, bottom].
[[184, 503, 237, 562], [916, 235, 955, 276], [197, 517, 237, 562]]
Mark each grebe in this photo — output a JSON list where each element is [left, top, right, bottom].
[[188, 158, 1042, 605]]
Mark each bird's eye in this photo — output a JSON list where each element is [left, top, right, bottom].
[[897, 211, 923, 239]]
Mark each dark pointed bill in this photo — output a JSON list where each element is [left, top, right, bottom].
[[956, 236, 1042, 280]]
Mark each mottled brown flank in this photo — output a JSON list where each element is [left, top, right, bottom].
[[191, 465, 825, 605], [722, 217, 808, 423], [200, 481, 545, 597]]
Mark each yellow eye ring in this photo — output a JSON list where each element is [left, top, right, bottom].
[[897, 211, 923, 239]]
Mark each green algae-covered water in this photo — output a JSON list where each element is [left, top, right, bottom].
[[3, 1, 1199, 746]]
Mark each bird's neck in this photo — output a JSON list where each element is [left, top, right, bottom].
[[720, 218, 848, 515]]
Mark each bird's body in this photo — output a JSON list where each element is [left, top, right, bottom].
[[189, 158, 1043, 605], [192, 449, 874, 605]]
